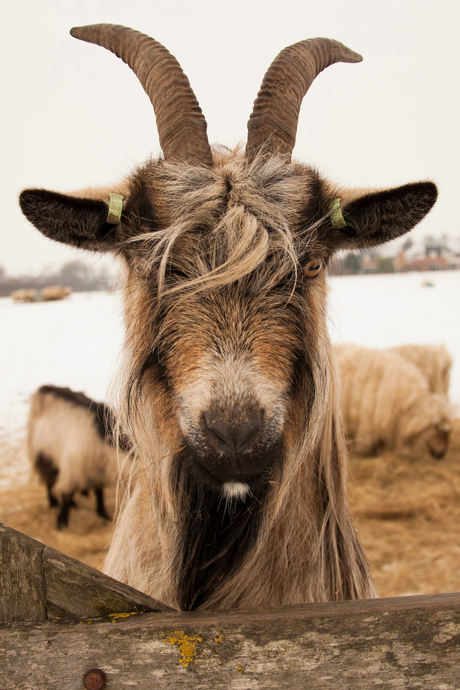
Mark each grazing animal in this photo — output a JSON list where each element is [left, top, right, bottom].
[[386, 344, 452, 397], [11, 289, 39, 302], [28, 385, 129, 529], [41, 285, 72, 301], [19, 25, 438, 609], [336, 344, 451, 459]]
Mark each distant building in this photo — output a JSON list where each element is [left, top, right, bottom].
[[329, 236, 460, 277], [396, 236, 460, 272], [360, 250, 379, 274]]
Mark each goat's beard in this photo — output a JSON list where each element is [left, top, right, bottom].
[[170, 447, 273, 610], [105, 337, 377, 608]]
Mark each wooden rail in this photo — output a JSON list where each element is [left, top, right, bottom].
[[1, 521, 459, 689]]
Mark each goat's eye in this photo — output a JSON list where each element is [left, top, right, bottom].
[[303, 260, 322, 278]]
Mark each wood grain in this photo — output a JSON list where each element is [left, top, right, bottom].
[[3, 521, 460, 688], [43, 544, 172, 619], [0, 522, 170, 621], [2, 593, 460, 689], [0, 522, 46, 623]]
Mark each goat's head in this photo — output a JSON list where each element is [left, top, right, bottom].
[[20, 25, 437, 499]]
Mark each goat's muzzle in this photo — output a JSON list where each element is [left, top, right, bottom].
[[203, 408, 263, 456], [185, 405, 281, 489]]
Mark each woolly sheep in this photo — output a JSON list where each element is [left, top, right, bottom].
[[11, 289, 38, 302], [386, 344, 452, 397], [28, 385, 130, 529], [336, 344, 451, 459], [41, 285, 72, 301]]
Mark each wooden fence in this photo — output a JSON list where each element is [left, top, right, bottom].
[[1, 520, 460, 689]]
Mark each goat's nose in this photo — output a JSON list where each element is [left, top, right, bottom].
[[204, 410, 262, 455]]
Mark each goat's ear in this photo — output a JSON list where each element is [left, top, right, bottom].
[[19, 188, 125, 252], [329, 182, 437, 252]]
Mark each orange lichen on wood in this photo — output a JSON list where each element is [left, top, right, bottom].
[[163, 630, 203, 667]]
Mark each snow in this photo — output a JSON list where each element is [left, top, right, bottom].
[[0, 291, 124, 442], [1, 272, 459, 485]]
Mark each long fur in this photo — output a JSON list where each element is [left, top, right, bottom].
[[386, 344, 452, 397], [336, 344, 452, 459], [104, 152, 376, 608]]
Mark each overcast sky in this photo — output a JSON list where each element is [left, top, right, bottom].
[[2, 0, 459, 275]]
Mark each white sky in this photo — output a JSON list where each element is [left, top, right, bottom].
[[2, 0, 460, 275]]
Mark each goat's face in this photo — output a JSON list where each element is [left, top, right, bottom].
[[156, 278, 301, 491], [19, 25, 439, 496], [121, 157, 325, 494]]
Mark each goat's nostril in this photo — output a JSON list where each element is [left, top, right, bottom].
[[206, 416, 228, 445], [204, 410, 263, 453]]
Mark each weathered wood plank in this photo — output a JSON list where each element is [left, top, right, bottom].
[[0, 523, 46, 623], [0, 522, 171, 621], [43, 545, 172, 619], [2, 593, 460, 689]]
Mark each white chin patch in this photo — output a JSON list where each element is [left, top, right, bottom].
[[222, 482, 250, 500]]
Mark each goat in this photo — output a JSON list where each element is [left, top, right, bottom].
[[19, 25, 438, 609], [336, 344, 451, 459], [28, 385, 129, 529]]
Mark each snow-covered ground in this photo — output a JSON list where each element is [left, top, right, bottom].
[[0, 291, 124, 442], [1, 271, 459, 485]]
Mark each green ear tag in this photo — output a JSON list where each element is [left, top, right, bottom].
[[329, 198, 347, 228], [107, 193, 124, 224]]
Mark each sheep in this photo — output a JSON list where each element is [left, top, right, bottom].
[[11, 289, 39, 302], [336, 344, 451, 459], [41, 285, 72, 301], [19, 25, 438, 610], [386, 344, 452, 397], [28, 385, 129, 529]]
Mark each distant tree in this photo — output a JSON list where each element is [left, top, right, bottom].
[[377, 257, 395, 273], [59, 260, 88, 282], [344, 253, 361, 274], [0, 259, 115, 297], [56, 260, 110, 291]]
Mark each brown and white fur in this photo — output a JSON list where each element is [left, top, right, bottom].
[[28, 385, 130, 529], [19, 25, 439, 609]]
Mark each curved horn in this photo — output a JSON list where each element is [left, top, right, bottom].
[[70, 24, 213, 167], [246, 38, 362, 164]]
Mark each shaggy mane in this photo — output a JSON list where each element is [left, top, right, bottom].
[[122, 152, 328, 301]]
